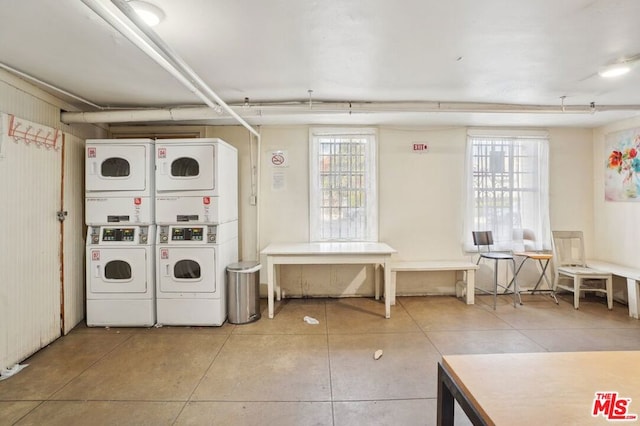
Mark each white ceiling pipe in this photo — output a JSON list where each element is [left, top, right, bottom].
[[80, 0, 259, 138], [109, 0, 260, 138], [0, 62, 104, 110], [61, 101, 640, 124]]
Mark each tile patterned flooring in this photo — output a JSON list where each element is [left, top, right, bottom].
[[2, 294, 640, 425]]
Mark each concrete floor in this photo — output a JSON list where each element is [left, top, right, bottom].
[[2, 293, 640, 425]]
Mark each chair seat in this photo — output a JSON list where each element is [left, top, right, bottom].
[[557, 266, 611, 277], [480, 252, 514, 260]]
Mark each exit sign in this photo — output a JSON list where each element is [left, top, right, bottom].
[[412, 143, 428, 153]]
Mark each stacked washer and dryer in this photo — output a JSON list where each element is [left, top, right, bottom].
[[155, 138, 238, 326], [85, 139, 156, 327], [84, 137, 238, 327]]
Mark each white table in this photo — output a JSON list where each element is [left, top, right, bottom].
[[260, 242, 397, 319]]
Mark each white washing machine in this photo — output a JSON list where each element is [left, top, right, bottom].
[[85, 138, 155, 225], [86, 225, 155, 326], [155, 138, 237, 224], [155, 221, 238, 326]]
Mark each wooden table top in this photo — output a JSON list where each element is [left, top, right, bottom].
[[513, 251, 553, 260], [443, 351, 640, 425]]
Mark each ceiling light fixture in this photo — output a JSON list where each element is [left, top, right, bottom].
[[128, 0, 164, 26], [598, 56, 639, 78]]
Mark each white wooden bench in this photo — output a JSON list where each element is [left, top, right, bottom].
[[390, 261, 479, 304], [587, 259, 640, 319]]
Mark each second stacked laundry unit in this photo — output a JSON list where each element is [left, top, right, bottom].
[[155, 138, 238, 326], [85, 138, 156, 326]]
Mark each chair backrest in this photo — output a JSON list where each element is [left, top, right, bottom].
[[551, 231, 587, 267], [513, 228, 537, 251], [472, 231, 494, 253]]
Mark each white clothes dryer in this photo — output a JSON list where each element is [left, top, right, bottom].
[[156, 221, 238, 326], [85, 138, 155, 225], [155, 138, 237, 224], [86, 225, 155, 327]]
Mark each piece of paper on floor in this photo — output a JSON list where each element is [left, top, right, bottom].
[[374, 349, 383, 360], [303, 316, 319, 325], [0, 364, 28, 381]]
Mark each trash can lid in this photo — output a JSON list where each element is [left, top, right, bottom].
[[227, 261, 262, 272]]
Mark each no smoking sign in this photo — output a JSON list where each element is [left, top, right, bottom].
[[269, 150, 289, 167]]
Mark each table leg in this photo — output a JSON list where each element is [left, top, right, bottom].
[[275, 264, 281, 301], [384, 259, 391, 318], [375, 264, 381, 300], [628, 278, 640, 319], [267, 256, 274, 319], [466, 269, 475, 304], [437, 362, 486, 425], [437, 363, 455, 426]]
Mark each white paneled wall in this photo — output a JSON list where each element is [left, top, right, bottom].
[[0, 71, 103, 368], [0, 119, 62, 369]]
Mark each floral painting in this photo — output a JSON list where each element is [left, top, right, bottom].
[[605, 127, 640, 201]]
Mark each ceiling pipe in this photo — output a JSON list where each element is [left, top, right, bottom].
[[0, 62, 104, 110], [60, 101, 640, 124], [80, 0, 259, 138], [110, 0, 260, 138]]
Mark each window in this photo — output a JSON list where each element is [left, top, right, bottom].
[[309, 128, 378, 242], [463, 130, 550, 252]]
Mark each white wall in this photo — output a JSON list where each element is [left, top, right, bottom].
[[593, 116, 640, 266], [251, 125, 597, 296], [204, 126, 260, 262]]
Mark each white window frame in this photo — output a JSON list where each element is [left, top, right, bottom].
[[309, 127, 378, 242], [463, 129, 551, 252]]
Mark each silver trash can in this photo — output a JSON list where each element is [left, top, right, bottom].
[[227, 261, 262, 324]]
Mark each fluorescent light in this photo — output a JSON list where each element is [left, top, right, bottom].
[[128, 1, 164, 26], [598, 63, 631, 78]]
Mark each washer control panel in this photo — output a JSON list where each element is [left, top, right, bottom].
[[102, 228, 135, 242], [171, 227, 204, 241], [87, 225, 153, 245], [158, 225, 217, 244]]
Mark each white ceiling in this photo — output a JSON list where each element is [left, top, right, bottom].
[[2, 0, 640, 128]]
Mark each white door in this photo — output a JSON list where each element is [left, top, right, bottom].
[[88, 247, 148, 293], [155, 144, 215, 191], [85, 144, 148, 192], [158, 247, 217, 293]]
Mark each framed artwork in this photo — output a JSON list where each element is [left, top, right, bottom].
[[605, 127, 640, 201]]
